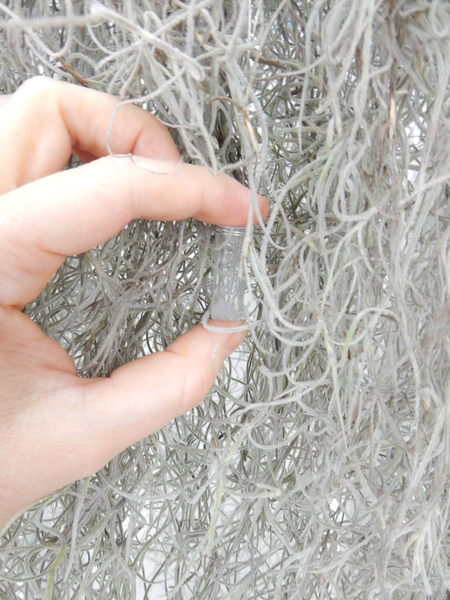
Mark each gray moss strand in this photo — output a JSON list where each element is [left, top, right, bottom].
[[1, 1, 450, 598]]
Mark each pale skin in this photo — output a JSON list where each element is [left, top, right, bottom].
[[0, 77, 269, 529]]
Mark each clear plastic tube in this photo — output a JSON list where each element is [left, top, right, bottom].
[[210, 225, 247, 321]]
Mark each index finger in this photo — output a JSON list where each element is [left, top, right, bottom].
[[0, 157, 269, 308], [0, 77, 180, 193]]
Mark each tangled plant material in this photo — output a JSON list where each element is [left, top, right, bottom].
[[1, 0, 450, 598]]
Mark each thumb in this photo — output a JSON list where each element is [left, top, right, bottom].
[[0, 319, 246, 526], [82, 323, 247, 457]]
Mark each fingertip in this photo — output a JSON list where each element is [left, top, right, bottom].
[[256, 194, 270, 221], [165, 321, 247, 390], [224, 328, 248, 358], [133, 123, 180, 161], [204, 319, 248, 365]]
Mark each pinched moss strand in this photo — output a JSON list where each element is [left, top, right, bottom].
[[1, 1, 450, 598]]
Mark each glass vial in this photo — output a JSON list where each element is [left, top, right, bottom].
[[210, 225, 247, 321]]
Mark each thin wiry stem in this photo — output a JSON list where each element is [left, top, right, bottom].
[[1, 0, 450, 598]]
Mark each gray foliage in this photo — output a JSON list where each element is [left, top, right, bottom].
[[1, 0, 450, 598]]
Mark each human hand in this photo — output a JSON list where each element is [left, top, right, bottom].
[[0, 77, 269, 528]]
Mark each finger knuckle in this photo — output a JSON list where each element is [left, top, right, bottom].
[[18, 75, 58, 97]]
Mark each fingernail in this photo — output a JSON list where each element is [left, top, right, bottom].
[[225, 330, 247, 358], [257, 194, 270, 220]]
